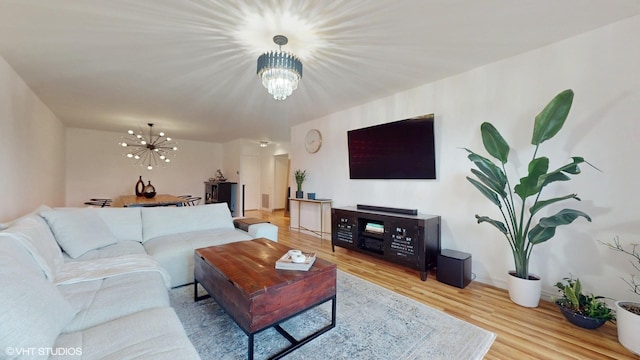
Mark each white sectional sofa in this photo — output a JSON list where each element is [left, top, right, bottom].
[[0, 203, 278, 360]]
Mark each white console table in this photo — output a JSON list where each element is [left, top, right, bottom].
[[289, 198, 332, 241]]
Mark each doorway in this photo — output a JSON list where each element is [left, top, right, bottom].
[[273, 154, 289, 211], [240, 154, 260, 211]]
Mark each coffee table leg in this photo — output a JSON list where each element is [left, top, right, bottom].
[[193, 279, 211, 302], [267, 296, 336, 359], [331, 295, 336, 327], [193, 280, 198, 302], [248, 333, 254, 360]]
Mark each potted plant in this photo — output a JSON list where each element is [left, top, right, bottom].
[[294, 169, 306, 199], [553, 277, 614, 329], [601, 237, 640, 355], [464, 89, 595, 307]]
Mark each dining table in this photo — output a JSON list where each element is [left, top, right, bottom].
[[111, 194, 185, 208]]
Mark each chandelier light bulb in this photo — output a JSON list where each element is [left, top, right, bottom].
[[127, 154, 133, 158], [147, 165, 153, 170], [121, 142, 127, 147], [159, 132, 165, 137], [128, 130, 134, 135]]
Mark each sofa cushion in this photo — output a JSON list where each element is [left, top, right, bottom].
[[0, 242, 78, 360], [53, 307, 200, 360], [0, 214, 63, 280], [143, 228, 252, 287], [41, 208, 119, 258], [59, 271, 170, 333], [141, 203, 234, 243], [247, 222, 279, 242], [92, 207, 143, 242]]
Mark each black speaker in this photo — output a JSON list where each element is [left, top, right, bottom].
[[437, 249, 472, 288], [356, 204, 418, 215]]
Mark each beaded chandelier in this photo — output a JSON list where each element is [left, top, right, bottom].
[[257, 35, 303, 101]]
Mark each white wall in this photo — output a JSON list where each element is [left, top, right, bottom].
[[0, 56, 65, 222], [291, 16, 640, 301], [65, 127, 223, 207]]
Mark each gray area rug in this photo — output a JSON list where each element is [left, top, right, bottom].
[[170, 271, 496, 360]]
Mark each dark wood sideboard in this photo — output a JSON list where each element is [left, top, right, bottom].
[[204, 181, 237, 216], [331, 206, 441, 281]]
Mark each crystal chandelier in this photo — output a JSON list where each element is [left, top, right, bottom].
[[257, 35, 303, 100], [119, 123, 177, 170]]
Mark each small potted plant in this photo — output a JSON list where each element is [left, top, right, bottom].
[[294, 169, 306, 199], [553, 277, 614, 329], [601, 237, 640, 355]]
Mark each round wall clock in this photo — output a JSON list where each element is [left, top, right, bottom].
[[305, 129, 322, 153]]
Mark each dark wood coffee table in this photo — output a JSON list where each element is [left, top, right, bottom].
[[194, 238, 337, 360]]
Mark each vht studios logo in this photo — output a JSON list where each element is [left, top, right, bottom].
[[5, 347, 83, 357]]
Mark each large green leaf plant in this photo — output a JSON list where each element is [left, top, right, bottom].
[[465, 89, 595, 279]]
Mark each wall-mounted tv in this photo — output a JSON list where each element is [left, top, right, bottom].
[[347, 114, 436, 180]]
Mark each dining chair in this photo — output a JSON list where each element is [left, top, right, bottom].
[[183, 196, 201, 206], [84, 198, 112, 207]]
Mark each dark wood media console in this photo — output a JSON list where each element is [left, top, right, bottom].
[[331, 206, 441, 281]]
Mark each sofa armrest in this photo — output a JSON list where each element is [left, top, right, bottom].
[[247, 223, 278, 242]]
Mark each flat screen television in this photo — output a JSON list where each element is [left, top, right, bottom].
[[347, 114, 436, 179]]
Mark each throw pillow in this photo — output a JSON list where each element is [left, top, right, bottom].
[[41, 209, 119, 258]]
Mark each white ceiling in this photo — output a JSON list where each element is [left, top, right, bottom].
[[1, 0, 638, 144]]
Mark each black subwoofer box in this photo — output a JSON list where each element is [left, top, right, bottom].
[[437, 249, 472, 288]]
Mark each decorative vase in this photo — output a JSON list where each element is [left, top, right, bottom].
[[616, 301, 640, 355], [135, 176, 144, 197], [143, 181, 156, 199], [556, 304, 606, 329], [507, 271, 541, 308], [295, 191, 303, 199]]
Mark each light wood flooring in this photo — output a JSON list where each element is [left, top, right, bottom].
[[245, 209, 638, 360]]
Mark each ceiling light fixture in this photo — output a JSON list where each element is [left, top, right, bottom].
[[119, 123, 177, 170], [259, 141, 269, 147], [257, 35, 303, 101]]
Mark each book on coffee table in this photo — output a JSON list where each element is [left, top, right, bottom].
[[275, 252, 317, 271]]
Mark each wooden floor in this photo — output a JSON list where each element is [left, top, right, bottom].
[[245, 210, 637, 360]]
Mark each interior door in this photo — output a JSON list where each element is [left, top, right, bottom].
[[240, 154, 260, 211], [274, 154, 289, 210]]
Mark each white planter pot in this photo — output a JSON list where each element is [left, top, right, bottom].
[[616, 301, 640, 355], [507, 271, 541, 308]]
